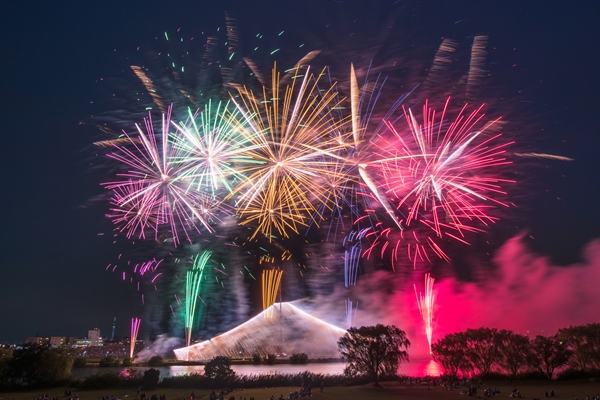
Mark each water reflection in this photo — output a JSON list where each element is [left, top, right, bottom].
[[72, 359, 442, 378], [419, 359, 442, 377]]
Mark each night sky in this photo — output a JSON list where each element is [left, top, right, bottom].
[[1, 1, 599, 346]]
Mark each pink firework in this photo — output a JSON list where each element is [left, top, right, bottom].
[[414, 273, 435, 354], [364, 98, 514, 266], [382, 98, 513, 236], [103, 106, 221, 246]]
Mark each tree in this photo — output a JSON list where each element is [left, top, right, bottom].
[[203, 356, 236, 384], [529, 334, 571, 379], [147, 355, 164, 366], [463, 327, 502, 376], [5, 344, 73, 387], [142, 368, 160, 389], [431, 332, 470, 379], [290, 353, 309, 364], [337, 324, 410, 386], [497, 329, 531, 378], [558, 323, 600, 371], [0, 348, 13, 387], [99, 356, 120, 367], [264, 353, 277, 365], [73, 357, 87, 368], [41, 348, 74, 382]]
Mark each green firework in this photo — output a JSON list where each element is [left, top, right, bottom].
[[185, 251, 211, 347]]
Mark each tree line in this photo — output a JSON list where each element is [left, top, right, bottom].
[[1, 322, 599, 389], [431, 323, 600, 379]]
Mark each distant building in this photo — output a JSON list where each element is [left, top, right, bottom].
[[50, 336, 66, 348], [87, 328, 103, 347], [25, 336, 49, 345]]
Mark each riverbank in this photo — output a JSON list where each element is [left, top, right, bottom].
[[1, 379, 599, 400], [71, 358, 441, 378]]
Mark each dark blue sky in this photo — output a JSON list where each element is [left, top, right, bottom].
[[0, 1, 598, 344]]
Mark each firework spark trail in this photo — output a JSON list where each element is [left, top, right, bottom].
[[130, 317, 141, 359], [513, 152, 574, 161], [349, 63, 407, 231], [185, 251, 211, 348], [303, 64, 379, 241], [345, 298, 358, 329], [343, 234, 361, 288], [104, 106, 221, 246], [226, 63, 353, 240], [262, 269, 283, 318], [414, 273, 435, 354]]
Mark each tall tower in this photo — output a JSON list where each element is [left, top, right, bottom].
[[111, 317, 116, 342]]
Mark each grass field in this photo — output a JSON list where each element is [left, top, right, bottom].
[[1, 379, 599, 400]]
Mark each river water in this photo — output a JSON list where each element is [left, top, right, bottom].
[[71, 359, 442, 379]]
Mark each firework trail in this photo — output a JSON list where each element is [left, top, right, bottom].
[[306, 63, 412, 245], [345, 298, 358, 329], [226, 63, 353, 241], [185, 251, 210, 347], [513, 152, 574, 161], [343, 232, 361, 288], [130, 317, 141, 359], [262, 269, 283, 318], [414, 273, 435, 354]]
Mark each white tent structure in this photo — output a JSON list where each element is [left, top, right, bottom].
[[173, 302, 347, 361]]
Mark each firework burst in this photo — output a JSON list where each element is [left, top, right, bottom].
[[383, 98, 513, 235], [226, 64, 353, 240], [363, 98, 514, 266], [171, 100, 261, 197], [104, 106, 223, 246]]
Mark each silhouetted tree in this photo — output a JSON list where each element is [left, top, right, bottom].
[[99, 356, 120, 367], [558, 323, 600, 371], [264, 353, 277, 365], [497, 329, 531, 378], [143, 368, 160, 389], [290, 353, 308, 364], [5, 344, 72, 387], [529, 334, 571, 379], [204, 356, 236, 384], [147, 355, 164, 366], [338, 324, 410, 386], [432, 331, 470, 379], [463, 327, 502, 376]]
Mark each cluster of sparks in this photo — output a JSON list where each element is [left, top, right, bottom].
[[103, 63, 512, 261], [98, 28, 523, 351]]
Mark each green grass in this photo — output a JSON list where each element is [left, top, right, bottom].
[[1, 379, 599, 400]]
